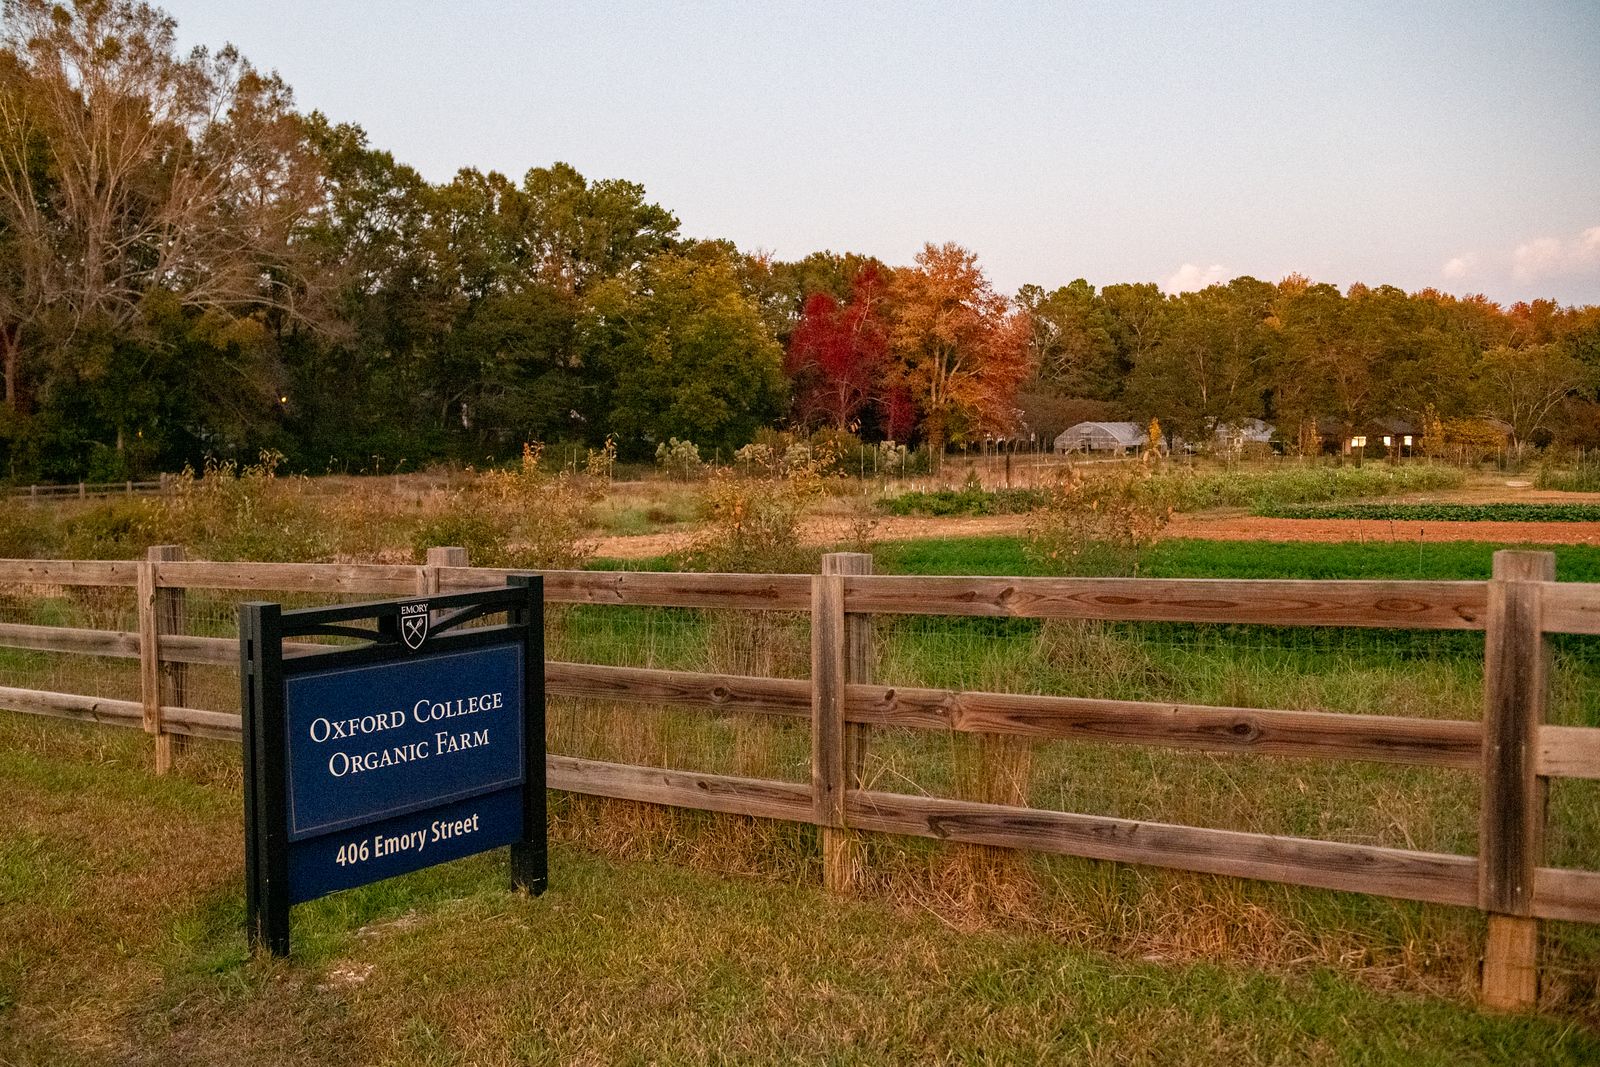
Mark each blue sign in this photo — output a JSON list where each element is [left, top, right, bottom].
[[284, 642, 524, 839], [288, 787, 523, 903], [241, 583, 546, 956]]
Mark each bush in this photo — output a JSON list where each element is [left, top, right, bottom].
[[1025, 464, 1173, 576], [155, 452, 334, 562], [415, 443, 598, 569], [655, 438, 704, 480], [682, 451, 833, 573], [1538, 453, 1600, 493], [0, 504, 63, 559], [1150, 463, 1463, 512], [878, 480, 1048, 517]]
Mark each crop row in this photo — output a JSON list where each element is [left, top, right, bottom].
[[1255, 502, 1600, 522]]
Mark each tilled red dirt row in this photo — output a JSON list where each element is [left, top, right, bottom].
[[1166, 513, 1600, 545]]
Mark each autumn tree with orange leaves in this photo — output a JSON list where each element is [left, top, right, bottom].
[[887, 243, 1033, 463]]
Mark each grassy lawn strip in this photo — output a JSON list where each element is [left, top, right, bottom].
[[2, 717, 1595, 1065], [1254, 503, 1600, 522]]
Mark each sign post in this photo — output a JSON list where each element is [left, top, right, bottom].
[[241, 578, 544, 956]]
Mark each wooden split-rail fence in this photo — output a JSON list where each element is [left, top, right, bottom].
[[4, 477, 170, 501], [1, 545, 1598, 1010]]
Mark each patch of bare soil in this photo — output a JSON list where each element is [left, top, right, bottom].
[[591, 509, 1599, 559], [590, 514, 1034, 560]]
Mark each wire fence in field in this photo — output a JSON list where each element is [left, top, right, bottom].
[[858, 616, 1600, 867], [0, 584, 140, 700]]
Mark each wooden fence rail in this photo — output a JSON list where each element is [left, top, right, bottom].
[[2, 546, 1598, 1010], [4, 478, 168, 501]]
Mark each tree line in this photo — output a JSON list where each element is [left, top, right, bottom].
[[1, 0, 1596, 482]]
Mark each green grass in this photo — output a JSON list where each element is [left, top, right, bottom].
[[877, 486, 1048, 516], [873, 463, 1467, 520], [1537, 458, 1600, 492], [1255, 502, 1600, 522], [3, 715, 1597, 1065], [872, 534, 1600, 581]]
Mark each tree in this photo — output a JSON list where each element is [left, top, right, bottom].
[[1477, 343, 1590, 448], [1128, 278, 1275, 441], [887, 243, 1032, 458], [1016, 279, 1118, 400], [518, 161, 679, 294], [786, 264, 888, 432], [582, 244, 787, 454], [0, 0, 322, 473]]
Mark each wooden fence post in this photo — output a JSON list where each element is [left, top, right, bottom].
[[420, 545, 468, 596], [153, 545, 187, 772], [820, 552, 873, 893], [138, 545, 185, 775], [1479, 549, 1554, 1009]]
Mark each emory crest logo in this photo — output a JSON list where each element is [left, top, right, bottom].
[[398, 601, 429, 651]]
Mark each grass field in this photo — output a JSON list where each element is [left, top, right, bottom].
[[6, 490, 1600, 1057], [4, 715, 1599, 1066]]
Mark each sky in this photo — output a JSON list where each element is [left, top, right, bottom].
[[162, 0, 1600, 305]]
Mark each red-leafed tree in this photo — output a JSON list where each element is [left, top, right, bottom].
[[786, 264, 889, 431]]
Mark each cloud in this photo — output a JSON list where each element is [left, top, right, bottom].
[[1509, 225, 1600, 284], [1441, 253, 1477, 280], [1163, 262, 1230, 293]]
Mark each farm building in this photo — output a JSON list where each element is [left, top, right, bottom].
[[1054, 421, 1146, 453], [1214, 419, 1275, 452]]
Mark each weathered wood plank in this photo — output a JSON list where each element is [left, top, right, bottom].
[[0, 559, 139, 587], [136, 559, 160, 749], [546, 661, 811, 716], [844, 788, 1479, 908], [160, 633, 240, 665], [0, 685, 144, 728], [1479, 551, 1552, 917], [0, 686, 234, 738], [846, 684, 1482, 769], [152, 545, 188, 773], [421, 546, 468, 596], [546, 755, 815, 823], [842, 575, 1488, 629], [0, 621, 142, 658], [824, 552, 874, 894], [1540, 581, 1600, 635], [1481, 916, 1538, 1010], [154, 560, 421, 594], [1533, 866, 1600, 924], [1478, 550, 1554, 1010], [437, 566, 811, 609], [812, 573, 846, 829], [1537, 725, 1600, 780]]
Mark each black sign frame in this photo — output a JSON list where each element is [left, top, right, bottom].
[[240, 578, 545, 956]]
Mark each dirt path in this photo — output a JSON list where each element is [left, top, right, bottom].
[[591, 510, 1599, 559]]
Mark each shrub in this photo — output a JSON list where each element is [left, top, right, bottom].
[[156, 451, 334, 562], [1026, 464, 1174, 576], [1150, 463, 1462, 512], [61, 499, 159, 559], [655, 438, 704, 480], [0, 503, 63, 559], [682, 449, 834, 573], [1538, 453, 1600, 493], [416, 444, 597, 569], [878, 479, 1048, 517]]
